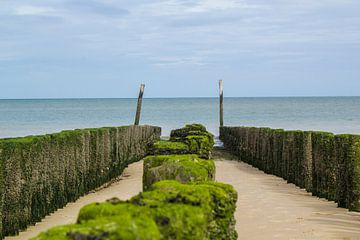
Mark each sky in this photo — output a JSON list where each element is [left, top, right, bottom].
[[0, 0, 360, 98]]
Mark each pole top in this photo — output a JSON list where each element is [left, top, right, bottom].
[[139, 84, 145, 92], [219, 80, 223, 94]]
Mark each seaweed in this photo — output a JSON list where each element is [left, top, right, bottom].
[[142, 154, 215, 190]]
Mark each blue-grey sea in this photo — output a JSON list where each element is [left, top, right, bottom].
[[0, 97, 359, 138]]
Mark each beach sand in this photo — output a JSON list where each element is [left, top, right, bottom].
[[214, 149, 360, 240], [5, 151, 360, 240]]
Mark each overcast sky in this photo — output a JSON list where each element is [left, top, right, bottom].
[[0, 0, 359, 98]]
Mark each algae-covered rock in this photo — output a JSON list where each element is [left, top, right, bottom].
[[131, 180, 238, 240], [77, 197, 209, 240], [74, 180, 237, 240], [170, 124, 214, 159], [143, 154, 215, 190], [148, 140, 190, 155], [170, 124, 207, 138], [32, 204, 161, 240], [184, 134, 214, 159], [32, 178, 236, 240]]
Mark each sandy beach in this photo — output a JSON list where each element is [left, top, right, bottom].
[[214, 149, 360, 240], [6, 151, 360, 240]]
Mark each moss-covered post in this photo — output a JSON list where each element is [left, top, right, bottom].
[[219, 80, 224, 127], [134, 84, 145, 125]]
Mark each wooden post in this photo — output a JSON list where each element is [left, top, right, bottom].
[[134, 84, 145, 125], [219, 80, 224, 127]]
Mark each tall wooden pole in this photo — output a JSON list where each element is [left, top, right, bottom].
[[134, 84, 145, 125], [219, 80, 224, 127]]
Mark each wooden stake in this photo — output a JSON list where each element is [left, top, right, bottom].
[[134, 84, 145, 125], [219, 80, 224, 127]]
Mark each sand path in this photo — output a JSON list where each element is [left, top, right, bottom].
[[214, 149, 360, 240], [6, 150, 360, 240]]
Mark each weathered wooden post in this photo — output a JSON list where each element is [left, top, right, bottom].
[[219, 80, 224, 127], [134, 84, 145, 125]]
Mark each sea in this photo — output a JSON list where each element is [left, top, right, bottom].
[[0, 97, 359, 138]]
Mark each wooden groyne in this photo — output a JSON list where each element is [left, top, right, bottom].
[[10, 132, 360, 240], [2, 123, 360, 239], [220, 126, 360, 212], [31, 124, 237, 240], [0, 125, 160, 238]]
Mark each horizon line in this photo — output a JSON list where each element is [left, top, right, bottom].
[[0, 95, 360, 100]]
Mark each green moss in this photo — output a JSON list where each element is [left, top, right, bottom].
[[169, 124, 214, 159], [154, 141, 189, 150], [76, 200, 208, 240], [143, 154, 215, 190], [132, 180, 237, 240], [185, 134, 214, 158], [32, 204, 161, 240], [311, 131, 336, 200], [148, 203, 208, 240], [170, 124, 207, 138], [185, 124, 207, 132], [335, 134, 360, 211], [349, 135, 360, 211], [148, 140, 190, 155], [74, 180, 237, 240]]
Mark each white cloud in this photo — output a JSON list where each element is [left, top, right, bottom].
[[187, 0, 263, 13], [136, 0, 264, 17], [151, 55, 208, 66], [2, 0, 360, 68], [14, 5, 56, 16]]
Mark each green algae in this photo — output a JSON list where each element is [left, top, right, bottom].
[[32, 204, 161, 240], [76, 200, 208, 240], [0, 125, 161, 237], [153, 141, 189, 150], [148, 140, 190, 155], [185, 134, 214, 159], [142, 154, 215, 190], [72, 180, 237, 240], [132, 180, 238, 240], [169, 124, 214, 159], [335, 134, 360, 211], [311, 131, 336, 200], [170, 124, 207, 138]]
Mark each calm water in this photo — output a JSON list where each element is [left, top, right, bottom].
[[0, 97, 359, 138]]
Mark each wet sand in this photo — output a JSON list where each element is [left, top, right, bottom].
[[6, 151, 360, 240], [214, 149, 360, 240], [5, 161, 144, 240]]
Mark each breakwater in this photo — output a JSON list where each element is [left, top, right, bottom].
[[0, 125, 161, 238], [33, 124, 237, 240], [220, 126, 360, 212]]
